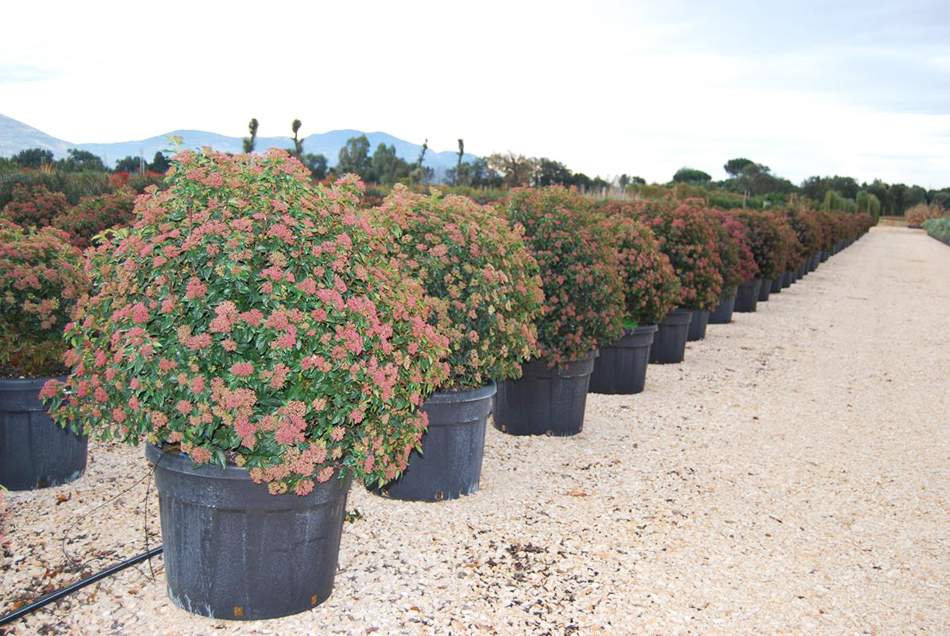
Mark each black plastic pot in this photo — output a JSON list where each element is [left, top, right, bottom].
[[494, 350, 598, 437], [588, 325, 657, 395], [735, 279, 762, 313], [371, 382, 495, 501], [708, 287, 737, 324], [0, 376, 87, 491], [687, 308, 709, 341], [649, 309, 692, 364], [797, 262, 807, 279], [758, 278, 773, 302], [147, 443, 352, 620], [781, 270, 793, 288], [809, 253, 820, 271], [819, 250, 828, 263], [770, 277, 782, 294]]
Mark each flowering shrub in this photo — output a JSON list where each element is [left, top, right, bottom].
[[636, 201, 723, 311], [812, 210, 836, 252], [602, 214, 681, 325], [0, 221, 87, 377], [370, 186, 544, 390], [906, 203, 947, 228], [506, 187, 624, 366], [785, 209, 822, 259], [42, 150, 450, 495], [1, 184, 69, 228], [771, 211, 805, 270], [734, 211, 786, 280], [710, 211, 758, 287], [53, 189, 138, 249]]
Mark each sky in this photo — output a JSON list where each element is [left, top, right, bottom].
[[2, 0, 949, 188]]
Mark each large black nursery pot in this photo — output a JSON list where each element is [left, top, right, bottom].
[[796, 262, 807, 279], [371, 382, 495, 501], [735, 279, 762, 313], [494, 350, 598, 437], [649, 308, 692, 364], [770, 277, 783, 294], [781, 270, 793, 289], [0, 376, 87, 491], [147, 444, 352, 621], [708, 287, 737, 324], [809, 253, 820, 271], [758, 278, 773, 302], [686, 308, 709, 341], [589, 324, 658, 395], [819, 250, 829, 263]]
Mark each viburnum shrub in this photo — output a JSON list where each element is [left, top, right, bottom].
[[735, 211, 786, 280], [709, 211, 758, 288], [53, 189, 137, 249], [785, 209, 822, 259], [812, 210, 836, 252], [370, 185, 544, 390], [636, 201, 723, 311], [602, 214, 681, 326], [42, 150, 451, 496], [1, 184, 69, 228], [0, 220, 87, 377], [506, 187, 624, 366], [771, 211, 805, 270]]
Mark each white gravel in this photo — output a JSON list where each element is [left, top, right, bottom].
[[2, 226, 948, 635]]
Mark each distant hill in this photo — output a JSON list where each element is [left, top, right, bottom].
[[0, 114, 478, 175]]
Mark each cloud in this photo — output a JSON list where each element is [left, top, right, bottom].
[[0, 64, 62, 84]]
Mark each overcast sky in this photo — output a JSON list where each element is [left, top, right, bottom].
[[3, 0, 949, 188]]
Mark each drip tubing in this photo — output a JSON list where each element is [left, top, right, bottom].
[[0, 546, 163, 627]]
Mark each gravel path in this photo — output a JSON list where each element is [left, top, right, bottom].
[[3, 227, 948, 635]]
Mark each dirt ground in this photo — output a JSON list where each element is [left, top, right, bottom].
[[2, 226, 948, 635]]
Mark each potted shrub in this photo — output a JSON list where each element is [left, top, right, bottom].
[[42, 150, 450, 620], [638, 202, 723, 357], [708, 211, 758, 321], [0, 221, 89, 490], [366, 186, 543, 500], [735, 211, 786, 301], [495, 187, 624, 436], [589, 215, 680, 394], [772, 212, 803, 289]]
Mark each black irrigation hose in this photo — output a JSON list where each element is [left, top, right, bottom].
[[0, 546, 163, 627]]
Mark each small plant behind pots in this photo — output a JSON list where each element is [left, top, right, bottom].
[[42, 149, 450, 620], [0, 221, 89, 490], [495, 186, 624, 436], [637, 201, 723, 357], [709, 211, 759, 321], [590, 214, 680, 394], [367, 185, 544, 500]]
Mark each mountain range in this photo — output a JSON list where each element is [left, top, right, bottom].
[[0, 114, 477, 174]]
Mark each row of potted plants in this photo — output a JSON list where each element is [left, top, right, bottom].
[[0, 150, 874, 621]]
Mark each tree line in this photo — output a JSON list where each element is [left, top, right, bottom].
[[4, 124, 947, 217]]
